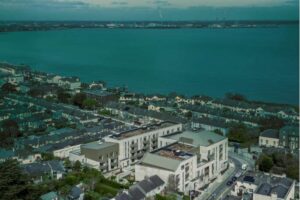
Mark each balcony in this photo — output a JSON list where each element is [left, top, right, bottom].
[[208, 153, 215, 161]]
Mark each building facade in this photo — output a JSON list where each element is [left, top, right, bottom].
[[135, 130, 228, 194], [259, 129, 280, 148], [104, 122, 182, 168], [70, 141, 119, 173], [279, 126, 299, 153]]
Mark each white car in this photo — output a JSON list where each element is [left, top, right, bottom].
[[242, 164, 248, 170]]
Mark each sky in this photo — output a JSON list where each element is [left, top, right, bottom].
[[0, 0, 298, 21]]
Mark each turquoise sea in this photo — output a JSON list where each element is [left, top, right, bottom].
[[0, 25, 298, 104]]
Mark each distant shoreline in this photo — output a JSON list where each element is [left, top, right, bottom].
[[0, 20, 298, 33], [0, 61, 298, 108]]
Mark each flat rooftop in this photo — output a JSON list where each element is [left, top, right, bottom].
[[111, 121, 178, 140], [164, 130, 226, 147], [153, 142, 195, 161], [81, 141, 117, 150], [140, 142, 195, 171]]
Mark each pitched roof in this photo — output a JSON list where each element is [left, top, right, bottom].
[[40, 192, 58, 200], [115, 175, 164, 200], [149, 175, 164, 187], [115, 192, 131, 200], [128, 187, 145, 200], [137, 179, 156, 193], [260, 129, 279, 139], [69, 186, 82, 198]]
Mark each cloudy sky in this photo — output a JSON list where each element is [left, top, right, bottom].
[[0, 0, 298, 20]]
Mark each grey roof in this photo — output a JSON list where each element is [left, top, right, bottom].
[[149, 175, 165, 187], [23, 160, 65, 177], [165, 130, 226, 147], [271, 185, 289, 198], [137, 179, 156, 193], [252, 174, 294, 199], [69, 186, 82, 198], [260, 129, 279, 139], [128, 187, 145, 200], [115, 175, 164, 200], [141, 153, 182, 171], [115, 192, 131, 200], [256, 183, 272, 196]]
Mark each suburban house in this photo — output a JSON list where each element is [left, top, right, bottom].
[[23, 160, 65, 183], [232, 171, 295, 200], [68, 185, 84, 200], [113, 175, 165, 200], [259, 129, 280, 148]]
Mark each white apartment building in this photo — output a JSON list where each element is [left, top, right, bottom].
[[104, 121, 182, 168], [135, 130, 228, 194], [159, 130, 228, 177], [69, 141, 119, 173]]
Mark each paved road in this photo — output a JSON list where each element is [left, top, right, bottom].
[[202, 152, 255, 200], [214, 157, 243, 200], [213, 153, 255, 200]]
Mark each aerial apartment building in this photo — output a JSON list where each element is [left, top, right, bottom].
[[104, 121, 182, 168], [69, 141, 119, 173], [135, 130, 228, 194]]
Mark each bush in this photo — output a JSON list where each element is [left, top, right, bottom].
[[258, 154, 273, 172]]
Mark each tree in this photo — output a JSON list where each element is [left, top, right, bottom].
[[83, 98, 97, 109], [73, 160, 82, 171], [258, 154, 274, 172], [57, 90, 71, 103], [228, 123, 248, 143], [0, 119, 21, 148], [0, 159, 29, 199], [64, 159, 72, 169], [259, 116, 285, 130], [1, 119, 20, 137], [41, 152, 55, 161], [73, 93, 87, 108], [28, 88, 45, 97], [185, 111, 192, 119], [1, 83, 17, 93]]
